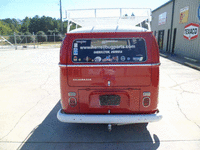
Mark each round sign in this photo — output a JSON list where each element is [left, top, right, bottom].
[[120, 56, 125, 61]]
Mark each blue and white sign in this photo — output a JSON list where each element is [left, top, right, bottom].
[[73, 48, 78, 55], [198, 4, 200, 21]]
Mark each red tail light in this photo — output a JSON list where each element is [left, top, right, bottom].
[[143, 97, 150, 107], [69, 97, 77, 107]]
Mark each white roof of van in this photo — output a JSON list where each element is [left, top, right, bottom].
[[69, 25, 148, 33]]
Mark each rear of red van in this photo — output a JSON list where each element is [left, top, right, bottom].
[[57, 30, 162, 126]]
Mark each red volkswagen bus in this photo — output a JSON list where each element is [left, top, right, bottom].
[[57, 25, 162, 131]]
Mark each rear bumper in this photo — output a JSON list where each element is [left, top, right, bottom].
[[57, 109, 162, 124]]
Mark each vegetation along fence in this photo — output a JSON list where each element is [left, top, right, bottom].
[[0, 32, 64, 50]]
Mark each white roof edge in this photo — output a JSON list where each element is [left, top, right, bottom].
[[69, 25, 148, 33]]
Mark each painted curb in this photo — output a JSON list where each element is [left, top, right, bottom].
[[184, 62, 200, 71], [160, 53, 168, 58]]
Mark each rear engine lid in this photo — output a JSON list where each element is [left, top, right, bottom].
[[67, 65, 151, 87]]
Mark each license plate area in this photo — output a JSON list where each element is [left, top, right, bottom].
[[100, 95, 121, 106]]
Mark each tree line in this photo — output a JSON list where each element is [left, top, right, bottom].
[[0, 15, 76, 43]]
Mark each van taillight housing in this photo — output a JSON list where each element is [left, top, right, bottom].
[[69, 97, 77, 107], [143, 97, 150, 107]]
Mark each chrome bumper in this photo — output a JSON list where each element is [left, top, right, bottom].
[[57, 109, 162, 124]]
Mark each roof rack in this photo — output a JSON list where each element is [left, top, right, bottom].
[[65, 8, 152, 32]]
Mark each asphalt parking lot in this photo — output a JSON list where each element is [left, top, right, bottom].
[[0, 48, 200, 150]]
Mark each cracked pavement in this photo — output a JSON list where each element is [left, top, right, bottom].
[[0, 49, 200, 150], [0, 49, 60, 148], [159, 57, 200, 129]]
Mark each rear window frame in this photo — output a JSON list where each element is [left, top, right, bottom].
[[71, 37, 148, 64]]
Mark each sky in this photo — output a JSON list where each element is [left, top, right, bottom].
[[0, 0, 170, 20]]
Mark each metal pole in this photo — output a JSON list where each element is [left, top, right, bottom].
[[60, 0, 63, 35], [54, 33, 55, 43], [169, 0, 175, 53]]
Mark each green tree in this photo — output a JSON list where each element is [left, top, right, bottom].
[[40, 16, 54, 33], [55, 33, 63, 41], [20, 17, 30, 33], [53, 19, 61, 32], [0, 20, 12, 35], [29, 15, 62, 35], [63, 21, 68, 33], [29, 15, 41, 34], [22, 32, 34, 43], [36, 31, 47, 42], [1, 15, 68, 37], [2, 18, 21, 34], [8, 32, 22, 44], [47, 30, 54, 42]]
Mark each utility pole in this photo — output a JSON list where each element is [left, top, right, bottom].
[[60, 0, 63, 35], [169, 0, 175, 53]]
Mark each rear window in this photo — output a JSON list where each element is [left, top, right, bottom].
[[72, 38, 147, 63]]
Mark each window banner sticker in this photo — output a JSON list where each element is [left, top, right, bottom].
[[73, 48, 78, 55], [183, 23, 199, 41], [72, 38, 147, 63]]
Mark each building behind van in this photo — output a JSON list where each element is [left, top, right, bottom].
[[151, 0, 200, 60]]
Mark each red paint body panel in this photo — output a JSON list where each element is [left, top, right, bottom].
[[78, 89, 140, 114], [60, 32, 160, 115], [67, 66, 151, 87]]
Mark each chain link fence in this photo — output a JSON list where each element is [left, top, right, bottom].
[[0, 33, 65, 50]]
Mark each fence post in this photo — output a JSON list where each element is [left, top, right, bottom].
[[54, 33, 55, 43], [14, 32, 17, 50], [26, 35, 27, 45], [33, 32, 35, 49]]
